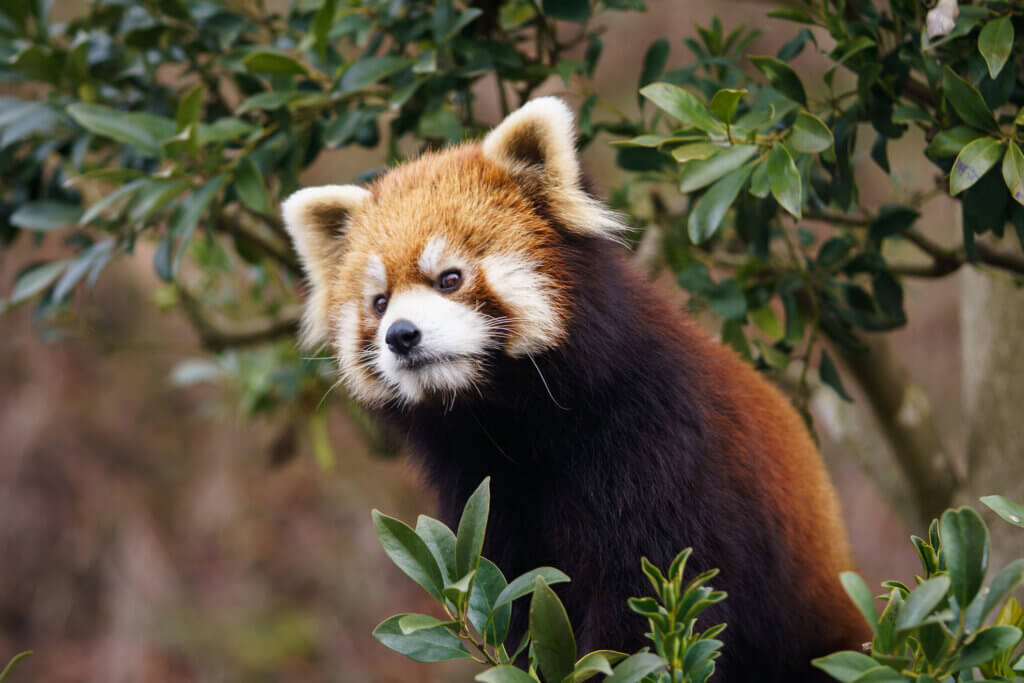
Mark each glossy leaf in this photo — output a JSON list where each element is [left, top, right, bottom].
[[980, 495, 1024, 527], [942, 67, 999, 133], [895, 576, 950, 631], [396, 613, 456, 635], [979, 17, 1014, 80], [927, 126, 984, 158], [679, 144, 758, 193], [966, 559, 1024, 633], [1002, 141, 1024, 207], [567, 651, 627, 682], [709, 88, 747, 125], [951, 137, 1004, 196], [672, 142, 720, 162], [169, 176, 225, 275], [474, 666, 538, 683], [455, 477, 490, 579], [957, 625, 1023, 670], [529, 577, 576, 683], [415, 515, 457, 584], [941, 506, 990, 608], [233, 158, 271, 215], [68, 103, 174, 155], [840, 571, 877, 631], [639, 83, 725, 134], [372, 614, 470, 662], [339, 56, 413, 92], [492, 567, 571, 610], [687, 163, 755, 244], [748, 56, 807, 105], [372, 510, 446, 602], [791, 110, 833, 153], [603, 652, 666, 683], [811, 650, 880, 682], [766, 143, 801, 219], [243, 50, 309, 76], [820, 350, 852, 402], [10, 200, 82, 231], [468, 558, 511, 647]]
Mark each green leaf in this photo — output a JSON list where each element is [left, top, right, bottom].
[[312, 0, 336, 57], [687, 163, 755, 243], [567, 651, 627, 682], [820, 350, 852, 402], [529, 577, 576, 683], [979, 17, 1014, 80], [980, 495, 1024, 527], [840, 571, 876, 631], [941, 506, 990, 608], [169, 175, 225, 275], [542, 0, 591, 23], [397, 613, 456, 635], [243, 50, 310, 77], [710, 88, 747, 126], [749, 159, 770, 198], [0, 651, 31, 683], [895, 576, 950, 631], [750, 305, 784, 340], [942, 67, 999, 133], [54, 241, 113, 301], [639, 83, 725, 134], [68, 103, 175, 156], [679, 144, 758, 193], [233, 157, 271, 215], [4, 260, 69, 311], [951, 137, 1004, 196], [176, 85, 203, 133], [671, 142, 720, 162], [767, 8, 817, 25], [372, 614, 470, 662], [812, 650, 880, 682], [848, 666, 911, 682], [748, 56, 807, 105], [869, 205, 919, 244], [199, 117, 257, 144], [638, 39, 669, 107], [957, 625, 1023, 670], [10, 200, 82, 231], [474, 666, 538, 683], [372, 510, 446, 602], [791, 110, 833, 153], [892, 105, 932, 124], [468, 558, 511, 647], [443, 570, 476, 606], [766, 143, 801, 219], [928, 126, 984, 159], [493, 567, 571, 610], [966, 559, 1024, 632], [707, 278, 747, 321], [1002, 141, 1024, 207], [415, 515, 457, 584], [340, 56, 413, 92], [455, 477, 490, 579], [604, 653, 666, 683]]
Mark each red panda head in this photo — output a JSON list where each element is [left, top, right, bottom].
[[282, 97, 626, 407]]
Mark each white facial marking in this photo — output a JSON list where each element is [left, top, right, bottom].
[[364, 254, 387, 297], [418, 237, 448, 276], [333, 301, 391, 406], [374, 286, 494, 404], [481, 253, 563, 356]]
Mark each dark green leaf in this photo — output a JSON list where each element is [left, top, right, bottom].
[[339, 56, 412, 92], [639, 83, 725, 134], [199, 117, 257, 144], [927, 126, 984, 158], [4, 260, 69, 311], [529, 577, 576, 683], [687, 163, 755, 243], [792, 110, 833, 153], [748, 56, 807, 105], [493, 567, 571, 610], [957, 626, 1022, 670], [54, 241, 113, 301], [176, 85, 203, 133], [679, 144, 757, 193], [233, 157, 271, 215], [980, 495, 1024, 527], [941, 506, 990, 608], [822, 350, 852, 402], [766, 143, 801, 219], [372, 510, 446, 602], [869, 205, 919, 244], [979, 17, 1014, 80], [847, 666, 911, 682], [966, 559, 1024, 633], [542, 0, 591, 22], [474, 666, 538, 683], [951, 137, 1004, 195], [170, 176, 225, 275], [811, 650, 880, 682], [312, 0, 336, 57], [767, 8, 817, 25], [707, 278, 747, 321], [817, 237, 853, 270], [895, 576, 950, 632], [584, 36, 602, 78], [68, 103, 174, 156], [1002, 141, 1024, 206], [468, 557, 510, 647], [604, 652, 666, 683], [748, 158, 770, 198], [415, 516, 457, 584], [638, 39, 669, 107], [10, 200, 82, 231], [372, 614, 470, 662], [943, 67, 999, 133], [721, 319, 751, 360], [154, 232, 173, 283], [709, 88, 747, 125], [892, 105, 932, 124], [671, 142, 719, 162], [455, 477, 489, 579], [243, 51, 309, 76]]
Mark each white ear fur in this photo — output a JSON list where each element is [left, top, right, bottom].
[[281, 184, 370, 348], [482, 97, 625, 239]]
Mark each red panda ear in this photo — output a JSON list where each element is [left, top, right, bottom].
[[482, 97, 625, 239], [281, 184, 369, 348]]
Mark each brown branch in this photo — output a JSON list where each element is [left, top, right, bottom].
[[177, 286, 300, 351], [214, 212, 301, 276]]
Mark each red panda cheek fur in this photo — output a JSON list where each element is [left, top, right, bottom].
[[283, 98, 868, 681]]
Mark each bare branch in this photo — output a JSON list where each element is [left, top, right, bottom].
[[177, 285, 300, 351]]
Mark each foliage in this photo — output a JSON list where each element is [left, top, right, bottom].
[[0, 651, 31, 683], [814, 500, 1024, 682], [371, 477, 727, 682]]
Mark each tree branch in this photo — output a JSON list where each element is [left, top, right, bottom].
[[177, 285, 300, 351], [214, 212, 302, 276]]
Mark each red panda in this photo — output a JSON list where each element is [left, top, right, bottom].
[[282, 97, 868, 680]]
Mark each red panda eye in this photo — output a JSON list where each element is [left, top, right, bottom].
[[438, 270, 462, 292], [373, 295, 388, 316]]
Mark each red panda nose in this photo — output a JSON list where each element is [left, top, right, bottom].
[[386, 320, 422, 356]]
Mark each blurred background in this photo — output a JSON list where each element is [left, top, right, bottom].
[[2, 1, 1022, 681]]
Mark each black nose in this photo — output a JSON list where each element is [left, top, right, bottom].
[[385, 319, 421, 356]]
